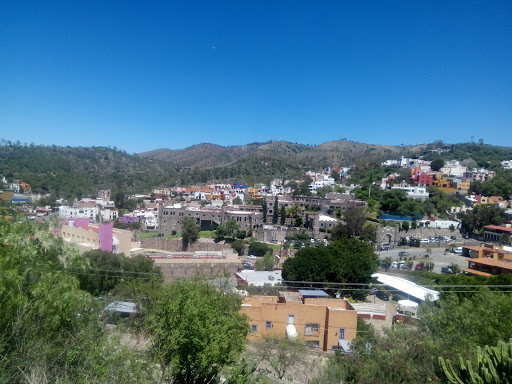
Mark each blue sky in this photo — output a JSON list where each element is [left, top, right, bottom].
[[1, 1, 511, 153]]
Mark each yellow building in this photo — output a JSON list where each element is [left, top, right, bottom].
[[453, 179, 470, 192], [248, 187, 262, 199], [60, 221, 133, 256], [240, 291, 357, 352]]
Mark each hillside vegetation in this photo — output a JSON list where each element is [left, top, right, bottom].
[[1, 140, 511, 198]]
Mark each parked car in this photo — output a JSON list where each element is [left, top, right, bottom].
[[441, 266, 453, 274], [415, 263, 424, 271], [398, 251, 409, 257], [391, 261, 398, 269], [420, 239, 429, 244], [247, 255, 257, 260], [454, 247, 463, 254], [450, 236, 457, 240], [376, 290, 389, 301]]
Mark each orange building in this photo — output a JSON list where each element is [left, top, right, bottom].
[[461, 244, 512, 276], [240, 291, 357, 352]]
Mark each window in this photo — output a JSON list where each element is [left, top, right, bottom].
[[304, 323, 320, 336], [251, 324, 258, 333], [307, 340, 320, 349], [338, 328, 345, 340], [265, 321, 272, 330]]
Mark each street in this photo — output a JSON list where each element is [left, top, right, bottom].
[[378, 245, 470, 274]]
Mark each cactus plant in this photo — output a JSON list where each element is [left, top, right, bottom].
[[439, 339, 512, 384]]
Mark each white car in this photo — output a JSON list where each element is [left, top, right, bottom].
[[247, 255, 257, 260], [420, 239, 429, 244]]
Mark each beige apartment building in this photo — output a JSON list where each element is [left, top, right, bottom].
[[240, 291, 357, 352]]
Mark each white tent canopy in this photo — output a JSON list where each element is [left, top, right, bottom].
[[397, 299, 419, 308], [372, 273, 439, 301]]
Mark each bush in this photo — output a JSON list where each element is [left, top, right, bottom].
[[248, 241, 271, 256]]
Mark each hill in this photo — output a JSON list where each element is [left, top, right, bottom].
[[3, 140, 509, 199], [0, 144, 177, 198], [138, 140, 417, 169]]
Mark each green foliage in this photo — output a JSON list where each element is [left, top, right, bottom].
[[67, 249, 161, 296], [262, 200, 268, 223], [0, 219, 159, 383], [458, 205, 506, 235], [280, 205, 286, 225], [232, 239, 245, 255], [254, 251, 275, 271], [272, 196, 279, 224], [253, 336, 308, 380], [439, 339, 512, 384], [431, 157, 445, 171], [381, 257, 392, 271], [181, 217, 199, 250], [248, 241, 272, 256], [282, 238, 379, 300], [216, 219, 241, 240], [146, 280, 248, 384], [233, 196, 243, 205]]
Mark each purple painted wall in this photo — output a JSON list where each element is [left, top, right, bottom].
[[99, 223, 113, 252], [119, 215, 138, 224], [62, 217, 89, 229]]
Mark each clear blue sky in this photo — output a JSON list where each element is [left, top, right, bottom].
[[1, 1, 511, 153]]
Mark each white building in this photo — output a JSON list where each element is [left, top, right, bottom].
[[381, 159, 398, 166], [58, 206, 99, 221], [501, 160, 512, 170], [100, 208, 118, 222], [391, 185, 429, 200], [440, 160, 467, 177]]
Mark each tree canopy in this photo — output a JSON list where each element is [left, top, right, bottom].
[[146, 280, 248, 384], [282, 238, 379, 299]]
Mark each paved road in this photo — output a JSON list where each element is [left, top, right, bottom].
[[377, 245, 471, 273]]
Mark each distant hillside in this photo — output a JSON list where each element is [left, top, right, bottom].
[[3, 140, 508, 199], [138, 140, 418, 169], [0, 145, 177, 198]]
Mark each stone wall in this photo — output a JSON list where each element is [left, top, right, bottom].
[[138, 237, 229, 252], [155, 262, 240, 283]]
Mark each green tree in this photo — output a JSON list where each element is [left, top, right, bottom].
[[401, 221, 410, 232], [254, 336, 307, 381], [68, 249, 161, 296], [232, 239, 245, 256], [225, 219, 240, 239], [343, 206, 367, 238], [248, 241, 271, 256], [233, 196, 243, 205], [181, 217, 199, 250], [146, 280, 248, 384], [431, 157, 445, 171], [262, 199, 268, 223], [280, 205, 286, 225], [255, 251, 275, 271], [381, 257, 392, 271], [272, 196, 279, 224], [282, 238, 379, 300]]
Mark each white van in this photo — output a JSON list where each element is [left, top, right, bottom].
[[455, 247, 463, 254]]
